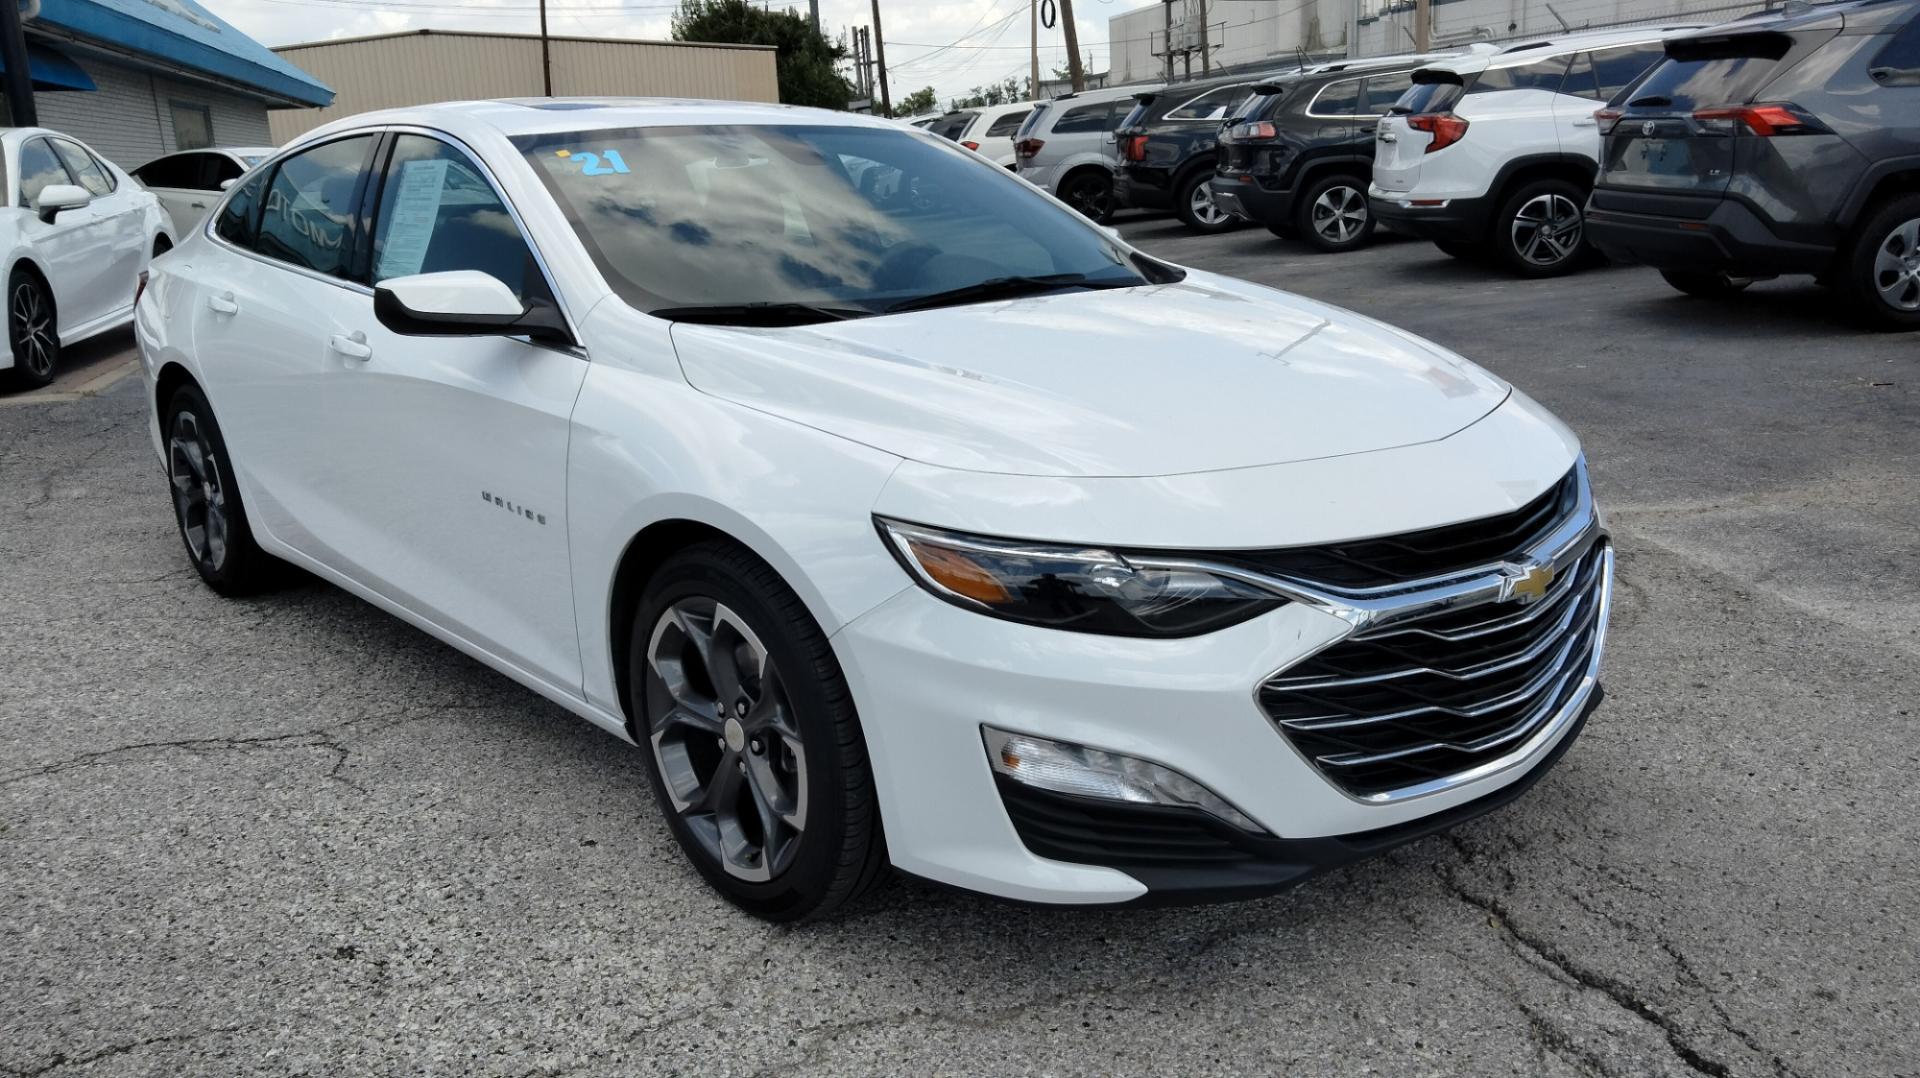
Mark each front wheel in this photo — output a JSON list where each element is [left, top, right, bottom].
[[1842, 193, 1920, 330], [1294, 175, 1375, 253], [632, 542, 886, 921], [1494, 179, 1590, 278], [1661, 269, 1752, 299], [164, 384, 274, 594], [3, 271, 58, 390], [1176, 172, 1239, 234]]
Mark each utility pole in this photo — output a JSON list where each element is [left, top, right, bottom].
[[0, 0, 36, 126], [808, 0, 819, 34], [1163, 0, 1174, 83], [869, 0, 891, 116], [1414, 0, 1431, 50], [1197, 0, 1210, 74], [1029, 0, 1039, 99], [538, 0, 552, 96], [1059, 0, 1085, 93], [1347, 0, 1361, 59]]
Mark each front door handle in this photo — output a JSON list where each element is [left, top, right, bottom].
[[207, 292, 238, 315], [189, 201, 207, 209], [328, 331, 372, 361]]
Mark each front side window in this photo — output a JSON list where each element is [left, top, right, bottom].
[[50, 139, 115, 196], [517, 124, 1145, 318], [215, 170, 265, 247], [134, 154, 197, 189], [17, 138, 72, 207], [369, 134, 548, 307], [209, 155, 246, 188], [255, 135, 373, 278], [1165, 85, 1248, 121]]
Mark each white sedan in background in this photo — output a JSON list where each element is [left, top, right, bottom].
[[136, 100, 1610, 921], [131, 146, 274, 234], [1, 127, 173, 389]]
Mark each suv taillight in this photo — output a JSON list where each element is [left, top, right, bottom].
[[1015, 138, 1045, 157], [1227, 121, 1277, 141], [1691, 102, 1826, 137], [961, 140, 981, 151], [1593, 107, 1623, 134], [1122, 134, 1149, 162], [1407, 113, 1469, 154]]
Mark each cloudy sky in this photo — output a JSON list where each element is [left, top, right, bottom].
[[213, 0, 1146, 108]]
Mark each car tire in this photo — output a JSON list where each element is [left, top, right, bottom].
[[1057, 170, 1114, 224], [630, 541, 887, 922], [163, 383, 275, 595], [1293, 174, 1375, 253], [3, 269, 59, 390], [1435, 239, 1485, 262], [1840, 193, 1920, 331], [1660, 269, 1752, 299], [1493, 178, 1590, 279], [1176, 171, 1239, 234]]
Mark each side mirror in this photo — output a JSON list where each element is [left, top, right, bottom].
[[219, 178, 238, 191], [35, 183, 91, 223], [372, 270, 572, 344]]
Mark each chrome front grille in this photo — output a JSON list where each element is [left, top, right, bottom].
[[1254, 471, 1610, 802]]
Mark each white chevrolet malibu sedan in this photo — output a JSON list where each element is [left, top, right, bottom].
[[136, 100, 1611, 921]]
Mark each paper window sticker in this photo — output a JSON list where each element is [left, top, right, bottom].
[[376, 158, 451, 281]]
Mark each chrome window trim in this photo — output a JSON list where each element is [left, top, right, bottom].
[[1163, 83, 1250, 121], [201, 124, 584, 351]]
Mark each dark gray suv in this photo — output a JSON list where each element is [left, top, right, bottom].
[[1585, 0, 1920, 328]]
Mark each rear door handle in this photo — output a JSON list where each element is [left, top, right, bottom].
[[207, 292, 238, 315], [1572, 118, 1598, 127], [328, 331, 372, 361]]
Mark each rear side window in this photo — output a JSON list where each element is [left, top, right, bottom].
[[1165, 85, 1248, 120], [255, 135, 374, 279], [1626, 53, 1789, 110], [1309, 77, 1363, 115], [215, 171, 264, 246], [1362, 71, 1414, 113], [1015, 104, 1049, 138], [1053, 100, 1114, 133], [1117, 99, 1152, 129], [985, 109, 1030, 138], [1470, 55, 1573, 94], [1395, 74, 1464, 114], [1872, 17, 1920, 85], [931, 112, 976, 140]]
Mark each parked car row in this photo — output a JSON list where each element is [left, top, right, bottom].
[[1058, 0, 1917, 330]]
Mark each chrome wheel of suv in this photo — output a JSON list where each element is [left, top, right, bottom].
[[1511, 193, 1583, 267], [1871, 217, 1920, 312], [1312, 185, 1367, 244], [1190, 183, 1227, 225]]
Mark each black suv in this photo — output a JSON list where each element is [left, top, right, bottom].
[[1210, 59, 1427, 252], [1586, 0, 1920, 328], [1114, 74, 1276, 233]]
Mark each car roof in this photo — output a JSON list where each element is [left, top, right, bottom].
[[1677, 0, 1915, 36], [1044, 83, 1162, 105], [1417, 25, 1706, 73], [295, 98, 906, 149]]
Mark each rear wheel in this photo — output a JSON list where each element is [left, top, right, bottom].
[[1293, 174, 1375, 253], [1661, 269, 1752, 298], [3, 270, 58, 390], [632, 542, 886, 921], [1494, 179, 1590, 278], [1842, 193, 1920, 330], [1057, 169, 1114, 223], [1176, 170, 1239, 234]]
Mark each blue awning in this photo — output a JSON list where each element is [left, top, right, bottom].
[[31, 0, 332, 108], [0, 42, 96, 91]]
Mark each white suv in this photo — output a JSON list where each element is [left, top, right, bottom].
[[1370, 27, 1695, 276], [949, 101, 1038, 168], [1012, 84, 1157, 222]]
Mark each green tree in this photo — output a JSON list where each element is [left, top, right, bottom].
[[948, 76, 1028, 111], [672, 0, 852, 109], [895, 86, 937, 117]]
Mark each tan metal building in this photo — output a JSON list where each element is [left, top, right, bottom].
[[269, 29, 779, 143]]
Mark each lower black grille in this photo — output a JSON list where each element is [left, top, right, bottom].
[[1261, 541, 1609, 798]]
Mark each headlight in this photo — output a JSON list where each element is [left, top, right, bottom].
[[876, 518, 1284, 637]]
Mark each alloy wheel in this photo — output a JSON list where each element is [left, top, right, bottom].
[[645, 598, 808, 883], [1510, 193, 1583, 267], [1189, 182, 1229, 226], [168, 411, 229, 571], [11, 281, 55, 378], [1872, 217, 1920, 312], [1064, 176, 1111, 221], [1311, 185, 1368, 245]]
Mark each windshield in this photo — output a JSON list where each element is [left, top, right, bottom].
[[516, 124, 1148, 319]]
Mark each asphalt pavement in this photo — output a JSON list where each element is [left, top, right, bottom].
[[2, 219, 1916, 1077]]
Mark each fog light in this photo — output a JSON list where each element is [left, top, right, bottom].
[[983, 727, 1263, 832]]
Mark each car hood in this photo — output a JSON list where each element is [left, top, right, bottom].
[[670, 271, 1510, 478]]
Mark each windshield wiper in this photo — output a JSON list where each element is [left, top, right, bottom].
[[652, 302, 869, 327], [883, 273, 1132, 315]]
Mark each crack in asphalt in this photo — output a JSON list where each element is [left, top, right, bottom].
[[0, 1025, 249, 1077]]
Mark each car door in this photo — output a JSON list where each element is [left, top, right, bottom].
[[49, 137, 144, 313], [321, 131, 588, 689], [15, 136, 120, 335]]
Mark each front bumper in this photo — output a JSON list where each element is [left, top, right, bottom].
[[1209, 175, 1295, 226], [1585, 190, 1836, 276], [1369, 186, 1495, 243]]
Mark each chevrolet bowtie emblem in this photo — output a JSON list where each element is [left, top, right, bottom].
[[1504, 563, 1555, 605]]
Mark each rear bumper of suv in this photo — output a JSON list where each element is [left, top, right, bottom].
[[1369, 187, 1495, 244], [1115, 166, 1173, 211], [1586, 190, 1836, 276], [1209, 175, 1294, 225]]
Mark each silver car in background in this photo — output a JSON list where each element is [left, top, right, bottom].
[[1012, 84, 1159, 223]]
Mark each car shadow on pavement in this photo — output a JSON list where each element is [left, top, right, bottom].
[[0, 325, 137, 400]]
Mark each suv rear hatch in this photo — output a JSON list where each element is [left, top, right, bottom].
[[1217, 85, 1282, 174], [1597, 24, 1843, 198], [1373, 70, 1469, 193]]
